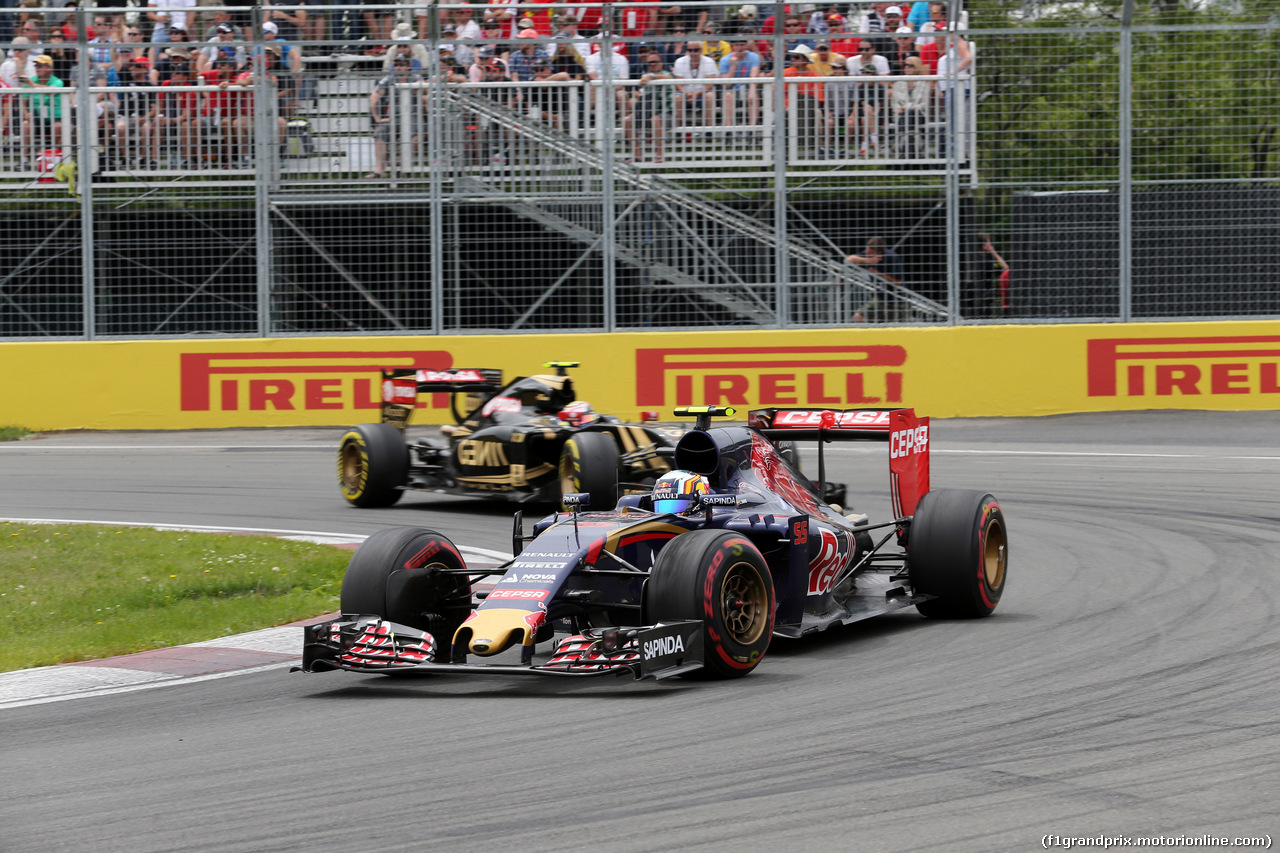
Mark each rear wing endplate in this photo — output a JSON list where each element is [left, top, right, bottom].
[[380, 367, 504, 428], [749, 408, 931, 517]]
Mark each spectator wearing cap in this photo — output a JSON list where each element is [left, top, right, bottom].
[[382, 25, 429, 73], [483, 0, 520, 39], [846, 40, 890, 155], [625, 51, 673, 162], [717, 35, 761, 128], [366, 53, 425, 178], [827, 14, 860, 57], [806, 3, 841, 34], [110, 56, 161, 168], [198, 22, 245, 74], [671, 40, 719, 129], [262, 0, 307, 44], [158, 57, 200, 167], [525, 58, 571, 129], [507, 30, 550, 82], [857, 2, 892, 34], [198, 54, 245, 165], [258, 21, 303, 76], [886, 25, 919, 73], [468, 46, 507, 82], [783, 46, 830, 156], [1, 37, 36, 144], [725, 5, 757, 36], [151, 43, 193, 85], [104, 43, 139, 86], [146, 0, 195, 45]]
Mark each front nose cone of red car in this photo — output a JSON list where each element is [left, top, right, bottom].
[[453, 609, 533, 657]]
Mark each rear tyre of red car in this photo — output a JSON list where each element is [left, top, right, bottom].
[[559, 431, 620, 511], [338, 423, 408, 508], [340, 527, 473, 660], [908, 489, 1008, 619], [647, 530, 775, 678]]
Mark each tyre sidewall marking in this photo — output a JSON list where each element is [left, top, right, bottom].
[[704, 538, 771, 671]]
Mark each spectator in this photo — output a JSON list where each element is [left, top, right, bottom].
[[198, 22, 244, 74], [198, 54, 243, 165], [888, 25, 919, 74], [846, 236, 906, 323], [366, 54, 422, 178], [726, 5, 757, 36], [383, 26, 429, 73], [469, 47, 507, 82], [783, 47, 827, 156], [699, 23, 731, 63], [111, 56, 160, 168], [846, 39, 889, 155], [526, 58, 571, 129], [158, 58, 199, 167], [553, 15, 592, 76], [625, 51, 672, 162], [1, 37, 36, 144], [146, 0, 195, 45], [104, 44, 138, 86], [20, 54, 65, 154], [828, 14, 860, 57], [935, 22, 971, 158], [151, 43, 192, 85], [890, 54, 929, 158], [671, 40, 717, 129], [151, 26, 193, 69], [717, 35, 761, 127], [980, 233, 1011, 313], [507, 31, 550, 82], [264, 0, 307, 44], [915, 2, 949, 73], [45, 30, 75, 82], [906, 1, 931, 30], [782, 13, 814, 52], [857, 2, 892, 34], [87, 18, 119, 76], [257, 23, 302, 116], [584, 40, 629, 124]]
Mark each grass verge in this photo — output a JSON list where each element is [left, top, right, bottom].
[[0, 426, 32, 441], [0, 522, 350, 672]]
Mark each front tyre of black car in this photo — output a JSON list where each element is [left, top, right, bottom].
[[908, 489, 1008, 618], [338, 423, 408, 507], [340, 527, 473, 662], [558, 431, 620, 511], [647, 530, 775, 678]]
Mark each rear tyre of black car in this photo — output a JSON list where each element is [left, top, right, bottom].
[[559, 431, 620, 511], [908, 489, 1007, 619], [338, 423, 408, 508], [647, 530, 775, 678], [340, 527, 473, 661]]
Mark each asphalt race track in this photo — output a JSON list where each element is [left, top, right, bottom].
[[2, 413, 1278, 852]]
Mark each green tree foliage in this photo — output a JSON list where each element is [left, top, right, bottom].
[[969, 0, 1279, 184]]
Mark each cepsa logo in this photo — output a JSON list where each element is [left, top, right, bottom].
[[180, 351, 452, 412], [1087, 336, 1280, 398], [635, 345, 907, 407]]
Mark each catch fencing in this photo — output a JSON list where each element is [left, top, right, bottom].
[[1, 2, 1277, 339]]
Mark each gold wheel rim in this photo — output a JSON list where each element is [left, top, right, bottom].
[[341, 442, 363, 491], [984, 520, 1007, 590], [558, 445, 578, 497], [722, 562, 768, 646]]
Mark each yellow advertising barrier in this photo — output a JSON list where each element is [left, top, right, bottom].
[[3, 320, 1280, 431]]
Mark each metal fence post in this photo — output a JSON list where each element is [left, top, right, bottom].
[[1119, 0, 1134, 322]]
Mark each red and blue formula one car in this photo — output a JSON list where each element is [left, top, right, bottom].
[[302, 406, 1008, 681]]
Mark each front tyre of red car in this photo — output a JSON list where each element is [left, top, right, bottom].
[[647, 530, 775, 678], [908, 489, 1008, 619], [338, 423, 408, 508], [340, 527, 472, 661]]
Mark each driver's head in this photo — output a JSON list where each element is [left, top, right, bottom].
[[652, 471, 711, 514]]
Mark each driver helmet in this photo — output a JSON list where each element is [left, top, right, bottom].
[[652, 470, 710, 514], [558, 400, 596, 426]]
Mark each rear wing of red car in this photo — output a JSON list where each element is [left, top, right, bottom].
[[379, 367, 504, 428], [749, 407, 931, 517]]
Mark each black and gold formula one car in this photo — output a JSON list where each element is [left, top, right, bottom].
[[338, 362, 678, 509], [304, 406, 1009, 682]]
